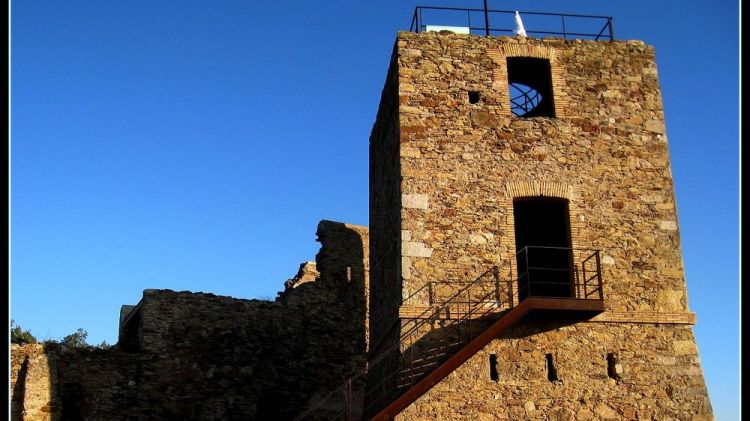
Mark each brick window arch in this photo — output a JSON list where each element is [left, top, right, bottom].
[[488, 43, 569, 118]]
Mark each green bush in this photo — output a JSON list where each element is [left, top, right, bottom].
[[61, 328, 89, 347], [10, 320, 37, 344]]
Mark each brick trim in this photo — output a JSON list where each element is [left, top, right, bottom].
[[504, 181, 571, 199], [589, 311, 696, 325], [499, 182, 584, 301], [489, 43, 568, 118]]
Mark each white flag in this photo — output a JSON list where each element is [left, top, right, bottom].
[[514, 11, 527, 37]]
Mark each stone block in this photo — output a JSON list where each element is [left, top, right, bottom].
[[403, 242, 434, 258], [402, 194, 430, 210]]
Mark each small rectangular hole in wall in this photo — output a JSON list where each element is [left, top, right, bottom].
[[489, 354, 499, 382], [468, 91, 481, 104], [546, 353, 559, 382], [607, 353, 622, 381]]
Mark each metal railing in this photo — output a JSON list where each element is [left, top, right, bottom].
[[516, 246, 603, 301], [409, 6, 614, 41], [292, 267, 504, 420], [293, 249, 603, 420], [363, 267, 508, 418]]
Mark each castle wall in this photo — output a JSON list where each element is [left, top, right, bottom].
[[10, 29, 716, 421], [11, 344, 29, 420], [11, 344, 58, 421], [366, 32, 712, 419], [394, 32, 687, 313], [11, 344, 142, 421], [369, 45, 404, 354], [11, 220, 370, 421], [398, 321, 712, 420]]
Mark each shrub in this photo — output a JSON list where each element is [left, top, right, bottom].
[[61, 328, 89, 347], [10, 319, 37, 344]]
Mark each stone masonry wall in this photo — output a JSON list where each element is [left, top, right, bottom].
[[368, 45, 407, 413], [366, 31, 712, 419], [11, 344, 58, 421], [279, 261, 320, 296], [11, 343, 143, 421], [11, 220, 370, 421], [398, 321, 712, 420], [394, 32, 688, 313], [369, 44, 404, 357]]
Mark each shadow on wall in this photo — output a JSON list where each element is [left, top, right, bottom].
[[363, 309, 587, 417], [10, 220, 370, 421], [11, 356, 28, 420]]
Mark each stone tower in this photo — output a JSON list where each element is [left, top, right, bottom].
[[367, 31, 713, 420]]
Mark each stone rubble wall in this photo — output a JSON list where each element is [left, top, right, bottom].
[[11, 343, 29, 420], [11, 344, 58, 421], [10, 29, 716, 421], [365, 32, 713, 420], [397, 321, 712, 421], [393, 31, 688, 314], [10, 220, 369, 421], [280, 261, 320, 295], [367, 44, 408, 413]]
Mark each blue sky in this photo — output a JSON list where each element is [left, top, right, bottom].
[[10, 1, 739, 419]]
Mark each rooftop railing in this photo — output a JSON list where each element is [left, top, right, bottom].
[[409, 6, 614, 41]]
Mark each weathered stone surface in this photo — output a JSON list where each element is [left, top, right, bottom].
[[674, 340, 698, 355], [402, 193, 430, 209], [279, 260, 320, 295], [403, 241, 434, 258], [595, 404, 619, 419], [11, 31, 713, 421], [369, 32, 712, 421], [12, 221, 371, 421], [657, 289, 685, 311], [660, 220, 678, 230]]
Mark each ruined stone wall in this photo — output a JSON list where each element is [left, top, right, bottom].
[[11, 220, 370, 421], [366, 31, 712, 419], [279, 261, 320, 295], [11, 344, 143, 421], [11, 344, 57, 421], [11, 344, 29, 420]]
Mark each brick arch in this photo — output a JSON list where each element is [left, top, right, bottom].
[[500, 44, 556, 60], [488, 42, 569, 118], [504, 181, 571, 200], [501, 182, 582, 247]]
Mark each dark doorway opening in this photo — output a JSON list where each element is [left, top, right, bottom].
[[513, 197, 573, 300]]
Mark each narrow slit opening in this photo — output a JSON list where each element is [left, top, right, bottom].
[[489, 354, 499, 382], [546, 353, 559, 382]]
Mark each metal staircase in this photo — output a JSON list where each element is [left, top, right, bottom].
[[293, 247, 605, 421]]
